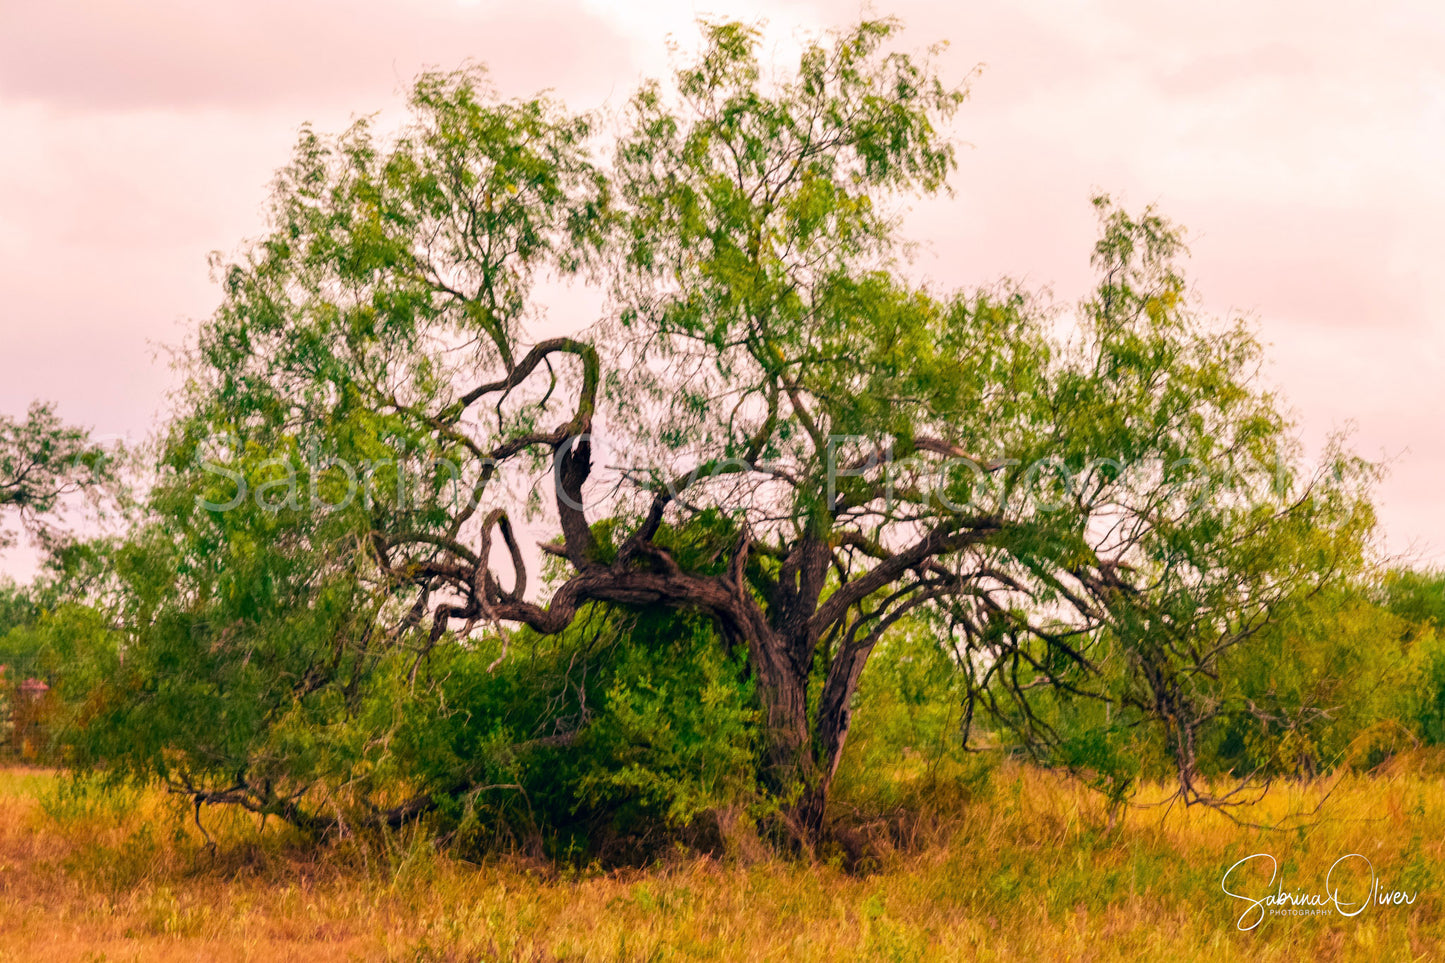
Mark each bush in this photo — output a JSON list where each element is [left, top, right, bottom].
[[1202, 582, 1442, 777], [64, 582, 764, 864], [394, 609, 765, 862], [832, 626, 993, 826]]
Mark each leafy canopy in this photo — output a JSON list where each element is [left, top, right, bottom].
[[64, 18, 1378, 843], [0, 402, 109, 554]]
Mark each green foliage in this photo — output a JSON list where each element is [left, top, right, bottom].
[[1413, 648, 1445, 747], [842, 628, 965, 774], [64, 541, 762, 860], [832, 626, 993, 817], [0, 579, 41, 645], [0, 402, 111, 554], [1383, 567, 1445, 629], [1201, 585, 1439, 776], [575, 617, 761, 830], [1003, 576, 1445, 789], [358, 606, 765, 861], [49, 13, 1404, 851], [1383, 569, 1445, 744], [611, 17, 976, 491]]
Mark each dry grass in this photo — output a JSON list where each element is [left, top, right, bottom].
[[0, 758, 1442, 961]]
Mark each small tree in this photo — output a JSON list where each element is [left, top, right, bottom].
[[86, 18, 1373, 844], [0, 402, 108, 554]]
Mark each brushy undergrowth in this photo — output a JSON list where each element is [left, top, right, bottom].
[[2, 756, 1443, 962]]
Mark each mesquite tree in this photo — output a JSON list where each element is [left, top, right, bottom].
[[0, 402, 108, 554], [93, 18, 1371, 840]]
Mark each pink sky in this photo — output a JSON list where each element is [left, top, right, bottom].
[[1, 0, 1442, 577]]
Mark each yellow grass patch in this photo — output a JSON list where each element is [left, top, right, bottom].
[[0, 760, 1441, 961]]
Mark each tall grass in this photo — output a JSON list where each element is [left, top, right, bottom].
[[0, 758, 1441, 961]]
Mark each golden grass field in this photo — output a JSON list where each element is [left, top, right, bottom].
[[1, 758, 1442, 962]]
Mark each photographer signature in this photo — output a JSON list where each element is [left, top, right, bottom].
[[1221, 853, 1417, 931]]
